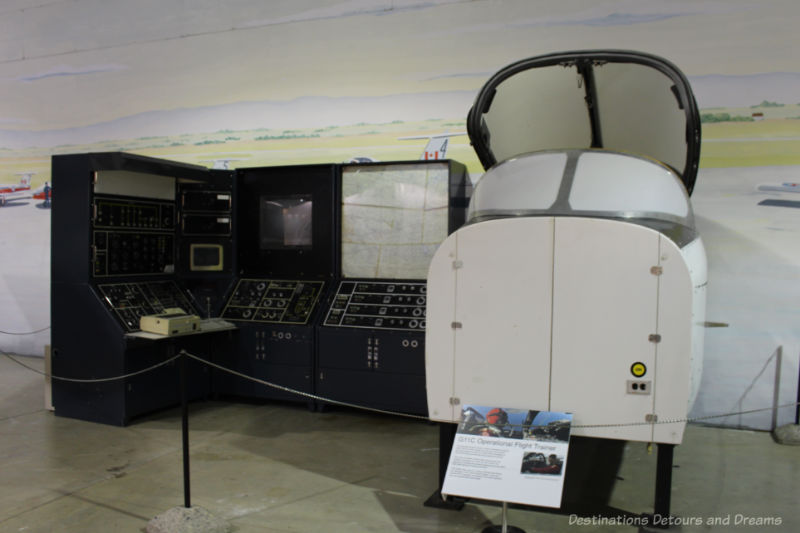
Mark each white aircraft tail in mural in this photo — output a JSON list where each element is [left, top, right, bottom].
[[399, 132, 467, 160], [200, 158, 244, 170], [0, 172, 34, 206], [17, 172, 33, 187], [347, 132, 467, 163]]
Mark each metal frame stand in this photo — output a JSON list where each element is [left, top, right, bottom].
[[427, 422, 677, 528], [481, 502, 526, 533]]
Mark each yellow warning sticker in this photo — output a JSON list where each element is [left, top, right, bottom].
[[631, 362, 647, 377]]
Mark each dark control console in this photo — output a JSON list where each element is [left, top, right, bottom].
[[52, 152, 235, 427], [317, 279, 428, 415], [323, 281, 427, 330], [215, 278, 326, 403], [97, 281, 195, 332]]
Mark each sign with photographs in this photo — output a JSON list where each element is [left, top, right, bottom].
[[442, 405, 572, 508]]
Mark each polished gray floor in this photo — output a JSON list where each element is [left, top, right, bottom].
[[1, 353, 798, 532]]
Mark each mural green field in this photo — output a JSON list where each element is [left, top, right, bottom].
[[2, 107, 800, 189]]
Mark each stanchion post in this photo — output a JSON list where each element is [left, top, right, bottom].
[[772, 346, 782, 432], [147, 346, 230, 533], [795, 350, 799, 426], [180, 349, 191, 509]]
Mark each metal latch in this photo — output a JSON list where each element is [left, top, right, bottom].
[[649, 334, 662, 343], [449, 397, 461, 406], [650, 266, 663, 276], [645, 413, 658, 423], [452, 260, 463, 269], [451, 322, 462, 329]]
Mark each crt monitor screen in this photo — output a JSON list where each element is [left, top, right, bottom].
[[189, 243, 224, 271], [341, 162, 449, 279], [259, 195, 312, 249]]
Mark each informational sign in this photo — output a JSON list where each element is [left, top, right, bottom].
[[442, 405, 572, 508]]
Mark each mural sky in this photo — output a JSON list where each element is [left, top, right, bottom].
[[1, 0, 799, 147]]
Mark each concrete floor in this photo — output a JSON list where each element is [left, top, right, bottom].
[[1, 353, 798, 533]]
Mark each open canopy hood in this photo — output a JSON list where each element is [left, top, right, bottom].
[[466, 50, 701, 195]]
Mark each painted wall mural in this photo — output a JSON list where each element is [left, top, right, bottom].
[[1, 0, 799, 429]]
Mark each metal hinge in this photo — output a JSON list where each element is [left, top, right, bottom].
[[449, 397, 461, 406], [645, 413, 658, 423], [452, 260, 463, 269], [650, 266, 663, 276], [451, 321, 462, 329], [649, 334, 662, 343]]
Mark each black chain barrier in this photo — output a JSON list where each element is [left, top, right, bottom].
[[2, 348, 798, 429]]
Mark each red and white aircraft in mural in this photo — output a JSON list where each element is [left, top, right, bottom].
[[0, 173, 35, 206]]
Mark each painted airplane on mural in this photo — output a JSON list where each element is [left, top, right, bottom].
[[756, 181, 800, 208], [200, 158, 245, 170], [346, 131, 467, 163], [0, 173, 36, 206]]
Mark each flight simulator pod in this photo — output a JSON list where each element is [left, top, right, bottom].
[[425, 51, 705, 445]]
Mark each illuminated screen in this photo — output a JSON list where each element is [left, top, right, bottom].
[[341, 163, 449, 279], [259, 195, 312, 249]]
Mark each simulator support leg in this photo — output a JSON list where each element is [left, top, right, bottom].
[[424, 422, 464, 510], [653, 443, 674, 523]]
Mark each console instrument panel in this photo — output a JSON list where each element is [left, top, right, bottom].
[[323, 281, 427, 331], [97, 281, 195, 332], [221, 279, 325, 325]]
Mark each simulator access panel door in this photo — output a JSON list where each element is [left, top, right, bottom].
[[426, 216, 693, 444]]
